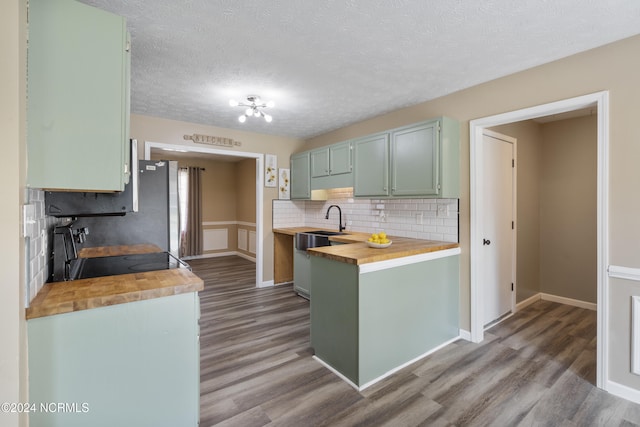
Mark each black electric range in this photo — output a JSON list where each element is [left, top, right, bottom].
[[70, 252, 190, 280]]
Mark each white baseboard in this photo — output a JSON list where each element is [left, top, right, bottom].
[[541, 293, 597, 311], [183, 251, 256, 263], [315, 335, 460, 392], [516, 293, 542, 311], [607, 379, 640, 405], [513, 292, 596, 312], [458, 329, 471, 341], [259, 280, 274, 288]]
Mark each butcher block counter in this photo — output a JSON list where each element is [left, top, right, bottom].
[[26, 245, 204, 319], [273, 226, 459, 265]]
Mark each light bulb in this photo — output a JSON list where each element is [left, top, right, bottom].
[[245, 108, 253, 116], [238, 115, 246, 123], [229, 99, 239, 107], [264, 114, 272, 123], [254, 110, 261, 117], [266, 100, 275, 108]]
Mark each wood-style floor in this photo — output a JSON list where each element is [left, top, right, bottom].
[[191, 256, 640, 426]]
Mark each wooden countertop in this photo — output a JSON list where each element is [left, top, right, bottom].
[[273, 227, 459, 265], [78, 244, 163, 258], [27, 245, 204, 320]]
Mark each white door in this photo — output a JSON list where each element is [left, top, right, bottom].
[[481, 130, 515, 326]]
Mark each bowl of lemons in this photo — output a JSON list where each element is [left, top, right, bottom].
[[366, 232, 392, 248]]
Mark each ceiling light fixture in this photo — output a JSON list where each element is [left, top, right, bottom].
[[229, 95, 274, 123]]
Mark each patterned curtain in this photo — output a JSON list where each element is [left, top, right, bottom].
[[180, 167, 203, 257]]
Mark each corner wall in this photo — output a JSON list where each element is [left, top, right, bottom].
[[0, 0, 28, 426]]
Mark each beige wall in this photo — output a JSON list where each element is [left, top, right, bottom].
[[236, 158, 257, 223], [540, 115, 597, 303], [304, 35, 640, 390], [132, 114, 304, 282], [1, 0, 28, 426]]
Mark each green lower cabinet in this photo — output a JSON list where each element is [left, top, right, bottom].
[[310, 253, 459, 388], [28, 293, 200, 427]]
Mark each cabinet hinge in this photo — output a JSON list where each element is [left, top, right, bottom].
[[511, 283, 514, 291]]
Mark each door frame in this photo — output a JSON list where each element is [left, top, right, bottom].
[[469, 91, 609, 390], [143, 141, 265, 289], [479, 129, 517, 326]]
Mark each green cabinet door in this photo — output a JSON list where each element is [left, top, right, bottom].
[[391, 120, 440, 196], [290, 151, 311, 199], [27, 0, 130, 191], [293, 248, 311, 298], [353, 133, 389, 197], [311, 141, 352, 178], [310, 148, 330, 178], [329, 141, 352, 175]]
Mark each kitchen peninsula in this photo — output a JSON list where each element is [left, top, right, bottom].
[[275, 228, 460, 390], [26, 245, 203, 427]]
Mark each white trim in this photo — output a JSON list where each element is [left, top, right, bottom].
[[632, 296, 640, 375], [606, 380, 640, 405], [182, 251, 256, 263], [540, 293, 597, 311], [314, 335, 459, 391], [259, 279, 274, 288], [358, 247, 461, 274], [312, 356, 360, 391], [515, 293, 541, 311], [458, 329, 471, 341], [145, 141, 265, 289], [469, 91, 610, 391], [609, 265, 640, 282], [202, 221, 256, 227]]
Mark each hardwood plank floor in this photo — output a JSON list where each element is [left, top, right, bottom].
[[191, 256, 640, 426]]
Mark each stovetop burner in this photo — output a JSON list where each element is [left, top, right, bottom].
[[71, 252, 190, 280]]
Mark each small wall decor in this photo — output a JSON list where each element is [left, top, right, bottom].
[[183, 133, 242, 147], [278, 168, 290, 199], [265, 154, 277, 187]]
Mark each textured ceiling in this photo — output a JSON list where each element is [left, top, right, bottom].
[[79, 0, 640, 139]]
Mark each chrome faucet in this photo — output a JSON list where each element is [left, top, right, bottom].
[[325, 205, 345, 232]]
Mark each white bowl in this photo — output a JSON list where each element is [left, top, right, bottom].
[[366, 240, 392, 249]]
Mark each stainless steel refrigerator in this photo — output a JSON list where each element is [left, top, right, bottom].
[[74, 159, 180, 256]]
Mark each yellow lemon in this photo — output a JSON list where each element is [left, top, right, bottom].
[[379, 232, 387, 239], [371, 233, 378, 240]]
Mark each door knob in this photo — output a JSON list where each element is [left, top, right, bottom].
[[483, 239, 491, 246]]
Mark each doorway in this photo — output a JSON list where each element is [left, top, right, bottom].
[[143, 141, 265, 288], [469, 91, 609, 390]]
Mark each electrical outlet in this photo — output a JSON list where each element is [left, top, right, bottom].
[[437, 204, 448, 217], [416, 212, 423, 224]]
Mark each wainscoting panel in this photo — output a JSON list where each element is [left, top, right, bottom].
[[249, 231, 256, 254], [203, 228, 228, 251], [238, 229, 248, 251], [633, 296, 640, 376]]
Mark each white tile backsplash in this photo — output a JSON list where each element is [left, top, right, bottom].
[[25, 189, 67, 306], [273, 189, 459, 242]]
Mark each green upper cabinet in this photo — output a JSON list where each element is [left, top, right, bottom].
[[27, 0, 131, 191], [290, 151, 311, 199], [310, 141, 352, 178], [353, 117, 459, 199], [391, 121, 439, 196], [353, 133, 390, 197], [309, 140, 353, 190]]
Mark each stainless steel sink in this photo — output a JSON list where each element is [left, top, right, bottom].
[[294, 230, 349, 251]]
